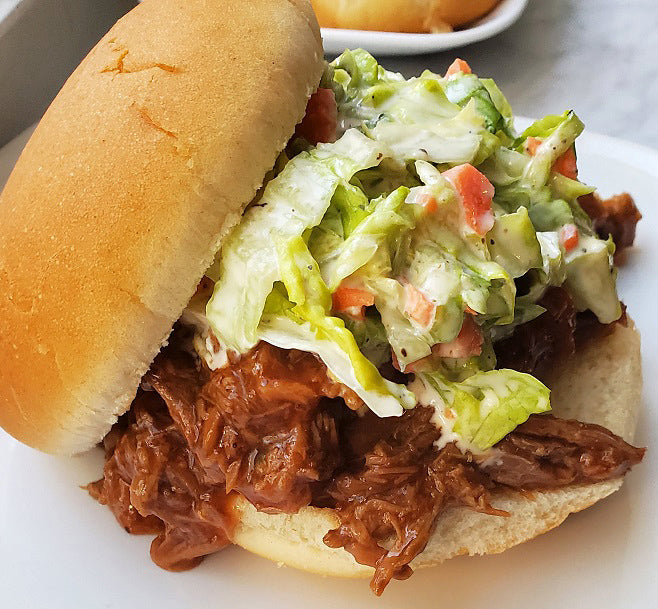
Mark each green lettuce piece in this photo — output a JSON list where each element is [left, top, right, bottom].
[[564, 235, 621, 323], [491, 180, 551, 212], [312, 187, 416, 291], [416, 369, 551, 451], [517, 112, 571, 142], [477, 146, 527, 187], [535, 231, 567, 287], [493, 112, 585, 212], [444, 73, 504, 133], [548, 174, 596, 235], [480, 78, 514, 134], [352, 158, 422, 200], [206, 129, 387, 353], [332, 48, 383, 92], [487, 207, 543, 278], [519, 111, 584, 190], [367, 101, 494, 166], [342, 314, 391, 368], [330, 181, 371, 237], [259, 236, 415, 417], [331, 50, 502, 167], [549, 172, 595, 201], [528, 198, 574, 232]]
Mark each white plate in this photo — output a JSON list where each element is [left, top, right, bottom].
[[1, 125, 657, 608], [322, 0, 528, 56]]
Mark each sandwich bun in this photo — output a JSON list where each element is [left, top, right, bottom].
[[230, 320, 642, 577], [311, 0, 501, 33], [0, 0, 323, 455]]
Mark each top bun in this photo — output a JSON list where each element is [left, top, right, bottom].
[[0, 0, 324, 455]]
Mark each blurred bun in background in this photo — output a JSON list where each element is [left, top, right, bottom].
[[311, 0, 501, 33]]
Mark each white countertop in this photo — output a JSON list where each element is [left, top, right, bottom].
[[0, 0, 15, 21], [383, 0, 658, 148]]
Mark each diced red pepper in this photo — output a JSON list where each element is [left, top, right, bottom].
[[525, 137, 542, 155], [442, 163, 495, 236], [445, 58, 472, 78], [332, 284, 375, 320], [559, 223, 579, 252], [404, 283, 436, 329], [396, 314, 482, 372], [295, 88, 337, 146], [552, 146, 578, 180], [443, 407, 457, 420], [408, 191, 439, 214], [433, 315, 483, 359]]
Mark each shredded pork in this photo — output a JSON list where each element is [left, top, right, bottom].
[[89, 330, 644, 593]]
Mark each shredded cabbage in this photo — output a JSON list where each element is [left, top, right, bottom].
[[207, 129, 388, 353], [194, 48, 624, 437]]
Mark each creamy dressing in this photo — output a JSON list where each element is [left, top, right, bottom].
[[193, 331, 228, 370], [564, 233, 609, 263], [536, 231, 564, 282], [409, 376, 481, 454], [180, 306, 229, 370], [419, 262, 461, 307]]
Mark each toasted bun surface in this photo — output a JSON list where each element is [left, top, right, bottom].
[[0, 0, 323, 455], [311, 0, 501, 33], [231, 320, 642, 577]]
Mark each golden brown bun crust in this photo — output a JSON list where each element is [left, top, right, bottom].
[[231, 320, 643, 576], [0, 0, 323, 455], [311, 0, 501, 33]]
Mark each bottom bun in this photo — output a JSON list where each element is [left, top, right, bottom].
[[230, 319, 642, 577]]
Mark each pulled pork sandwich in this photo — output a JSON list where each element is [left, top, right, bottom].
[[0, 0, 645, 597]]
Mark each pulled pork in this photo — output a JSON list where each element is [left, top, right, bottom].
[[87, 390, 235, 571], [322, 410, 643, 594], [495, 287, 577, 380], [89, 337, 644, 594], [147, 345, 360, 512], [579, 192, 642, 256], [323, 407, 506, 594], [478, 414, 644, 488]]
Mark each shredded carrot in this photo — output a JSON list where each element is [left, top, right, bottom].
[[404, 284, 436, 328], [445, 58, 472, 78], [552, 147, 578, 180], [433, 315, 483, 359], [332, 284, 374, 320], [559, 223, 579, 252], [442, 164, 495, 235], [525, 137, 542, 155]]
